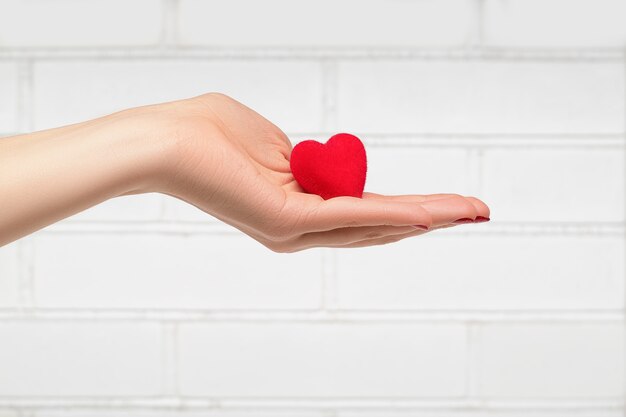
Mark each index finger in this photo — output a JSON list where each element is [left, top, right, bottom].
[[288, 193, 433, 234], [363, 192, 491, 224]]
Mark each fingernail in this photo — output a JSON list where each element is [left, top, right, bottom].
[[474, 216, 490, 223], [412, 225, 429, 230], [453, 218, 474, 224]]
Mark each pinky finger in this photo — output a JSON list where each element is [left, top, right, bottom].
[[328, 228, 425, 249]]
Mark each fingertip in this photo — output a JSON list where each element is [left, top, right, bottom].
[[464, 196, 491, 218]]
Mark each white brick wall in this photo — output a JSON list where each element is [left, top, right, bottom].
[[36, 413, 325, 417], [0, 0, 624, 415], [14, 412, 626, 417], [339, 413, 624, 417]]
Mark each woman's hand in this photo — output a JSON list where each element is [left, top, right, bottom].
[[153, 93, 490, 252], [0, 92, 489, 249]]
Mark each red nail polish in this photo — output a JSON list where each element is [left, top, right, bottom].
[[412, 225, 429, 230], [453, 218, 474, 224], [474, 216, 490, 223]]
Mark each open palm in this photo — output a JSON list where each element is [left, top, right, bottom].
[[160, 93, 490, 253]]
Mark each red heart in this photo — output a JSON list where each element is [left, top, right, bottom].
[[289, 133, 367, 200]]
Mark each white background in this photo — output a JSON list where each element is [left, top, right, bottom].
[[0, 0, 624, 416]]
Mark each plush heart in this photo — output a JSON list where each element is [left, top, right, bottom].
[[289, 133, 367, 200]]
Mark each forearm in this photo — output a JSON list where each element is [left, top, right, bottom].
[[0, 109, 172, 246]]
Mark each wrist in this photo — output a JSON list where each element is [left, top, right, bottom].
[[122, 96, 223, 199], [110, 102, 199, 197]]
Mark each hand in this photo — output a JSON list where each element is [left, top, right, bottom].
[[155, 93, 491, 252], [0, 92, 489, 248]]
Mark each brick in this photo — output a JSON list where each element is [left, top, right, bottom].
[[0, 322, 161, 395], [476, 322, 624, 397], [0, 63, 18, 134], [337, 61, 624, 134], [32, 234, 322, 309], [483, 148, 624, 222], [0, 0, 162, 47], [484, 0, 626, 47], [336, 235, 624, 310], [33, 60, 323, 133], [179, 322, 466, 396], [0, 240, 19, 307], [179, 0, 478, 47]]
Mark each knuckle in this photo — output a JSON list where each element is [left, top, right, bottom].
[[459, 200, 478, 217], [258, 223, 301, 248], [414, 206, 433, 227], [446, 194, 466, 203], [364, 231, 384, 239], [262, 227, 290, 242], [265, 241, 291, 254], [256, 200, 300, 242]]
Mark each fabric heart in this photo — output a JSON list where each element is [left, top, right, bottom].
[[289, 133, 367, 200]]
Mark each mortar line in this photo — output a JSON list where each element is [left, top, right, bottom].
[[0, 309, 622, 324], [16, 238, 35, 310], [161, 322, 180, 396], [2, 131, 624, 144], [0, 397, 622, 410], [319, 57, 339, 313], [466, 322, 482, 400], [622, 49, 626, 417], [0, 47, 624, 61]]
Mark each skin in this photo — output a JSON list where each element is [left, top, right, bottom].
[[0, 93, 490, 252]]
